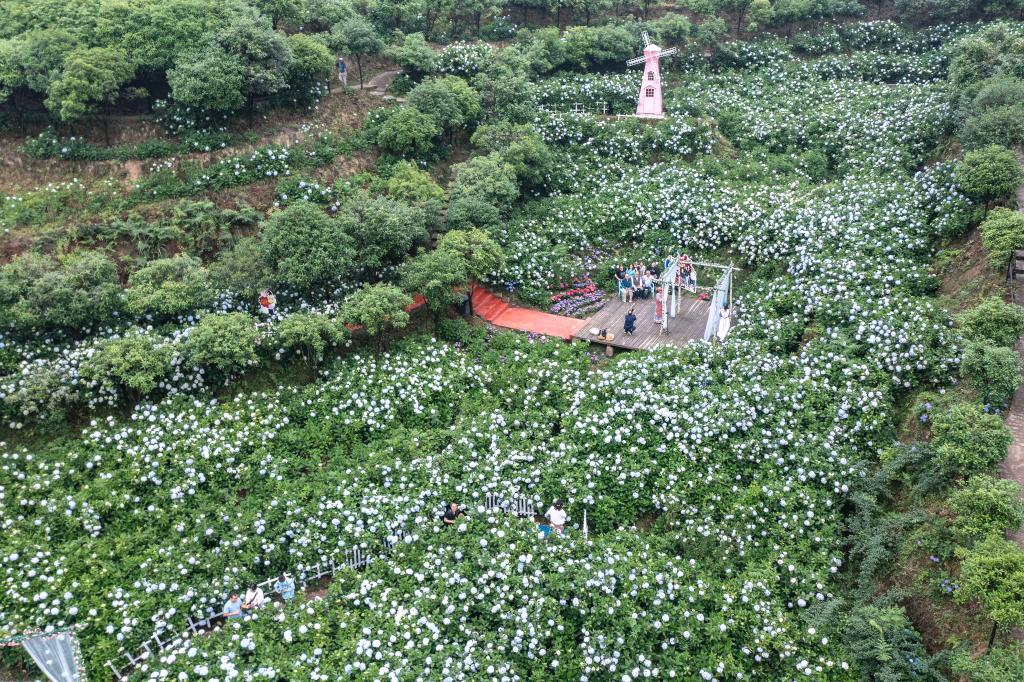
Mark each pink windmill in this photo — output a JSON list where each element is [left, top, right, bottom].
[[626, 32, 678, 119]]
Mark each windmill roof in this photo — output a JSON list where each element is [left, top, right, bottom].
[[646, 43, 661, 50]]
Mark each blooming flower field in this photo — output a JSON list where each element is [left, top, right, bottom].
[[0, 20, 1006, 682]]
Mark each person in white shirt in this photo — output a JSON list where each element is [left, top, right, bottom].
[[546, 500, 567, 534], [242, 583, 265, 611]]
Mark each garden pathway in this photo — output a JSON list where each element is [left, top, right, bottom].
[[471, 284, 590, 340], [999, 150, 1024, 546]]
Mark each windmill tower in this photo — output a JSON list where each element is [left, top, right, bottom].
[[626, 32, 678, 119]]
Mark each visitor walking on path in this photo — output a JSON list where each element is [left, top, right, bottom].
[[337, 57, 348, 87]]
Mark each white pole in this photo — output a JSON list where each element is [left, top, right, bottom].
[[583, 509, 588, 539]]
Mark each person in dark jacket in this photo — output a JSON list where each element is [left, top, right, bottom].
[[624, 308, 637, 335]]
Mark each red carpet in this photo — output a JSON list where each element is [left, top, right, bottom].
[[471, 284, 588, 341]]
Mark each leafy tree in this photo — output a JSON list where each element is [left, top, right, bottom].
[[303, 0, 356, 31], [167, 45, 246, 113], [445, 195, 501, 231], [961, 103, 1024, 150], [955, 536, 1024, 648], [470, 50, 537, 123], [341, 283, 413, 336], [125, 255, 216, 320], [384, 33, 437, 81], [694, 17, 728, 53], [470, 123, 554, 192], [284, 33, 334, 103], [385, 161, 445, 204], [210, 237, 272, 299], [252, 0, 302, 28], [980, 207, 1024, 268], [259, 202, 355, 292], [214, 14, 293, 117], [10, 252, 122, 333], [332, 16, 384, 88], [375, 106, 443, 157], [11, 29, 77, 95], [652, 13, 693, 45], [745, 0, 774, 31], [436, 228, 505, 281], [956, 296, 1024, 347], [45, 47, 134, 129], [273, 312, 347, 369], [371, 0, 428, 34], [957, 145, 1023, 205], [931, 402, 1012, 482], [337, 193, 428, 272], [448, 152, 519, 213], [80, 334, 173, 399], [407, 76, 482, 136], [948, 475, 1024, 545], [961, 341, 1023, 408], [185, 312, 261, 379], [561, 23, 636, 70], [400, 228, 504, 313], [399, 248, 468, 313], [894, 0, 970, 21], [522, 28, 568, 75]]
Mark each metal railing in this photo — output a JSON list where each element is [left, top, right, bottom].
[[106, 494, 544, 680]]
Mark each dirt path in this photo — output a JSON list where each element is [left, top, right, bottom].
[[999, 150, 1024, 546]]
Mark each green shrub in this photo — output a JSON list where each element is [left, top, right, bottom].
[[375, 106, 442, 158], [340, 283, 412, 336], [259, 202, 354, 292], [185, 313, 261, 379], [948, 475, 1024, 545], [210, 237, 271, 299], [980, 207, 1024, 269], [956, 297, 1024, 348], [841, 605, 943, 682], [4, 252, 122, 334], [960, 341, 1023, 407], [80, 334, 173, 397], [951, 643, 1024, 682], [2, 362, 76, 423], [955, 536, 1024, 634], [437, 317, 472, 344], [957, 145, 1023, 204], [931, 402, 1012, 481], [125, 255, 215, 319], [273, 313, 348, 369]]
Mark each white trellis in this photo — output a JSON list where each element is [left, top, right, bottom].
[[657, 256, 738, 337], [105, 494, 546, 680]]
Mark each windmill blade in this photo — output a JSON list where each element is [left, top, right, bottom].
[[626, 55, 646, 67], [659, 47, 679, 58], [641, 31, 651, 45]]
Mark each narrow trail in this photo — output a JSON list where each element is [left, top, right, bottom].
[[999, 149, 1024, 546]]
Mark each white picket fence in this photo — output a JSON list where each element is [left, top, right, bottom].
[[105, 494, 542, 680]]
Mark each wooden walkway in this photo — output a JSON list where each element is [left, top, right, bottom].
[[573, 295, 712, 350]]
